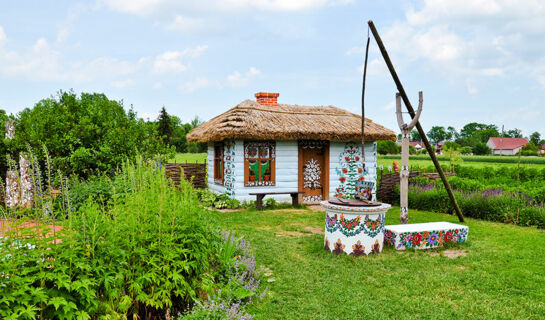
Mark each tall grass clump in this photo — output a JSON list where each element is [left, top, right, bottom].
[[0, 157, 264, 319]]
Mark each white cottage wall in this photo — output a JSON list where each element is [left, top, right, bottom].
[[329, 141, 378, 201], [208, 140, 379, 203], [208, 140, 299, 203]]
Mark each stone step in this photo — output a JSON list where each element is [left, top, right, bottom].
[[384, 222, 468, 250]]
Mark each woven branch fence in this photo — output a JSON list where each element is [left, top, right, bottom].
[[165, 163, 207, 189]]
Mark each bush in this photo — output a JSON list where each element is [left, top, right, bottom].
[[377, 140, 400, 155], [459, 146, 472, 155], [12, 91, 174, 178], [196, 189, 241, 209], [0, 160, 250, 318], [473, 143, 492, 155]]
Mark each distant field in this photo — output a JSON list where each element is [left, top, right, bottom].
[[171, 153, 207, 163], [171, 153, 545, 169], [378, 154, 545, 170]]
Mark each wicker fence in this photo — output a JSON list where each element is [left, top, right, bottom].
[[165, 163, 207, 189], [377, 170, 456, 203]]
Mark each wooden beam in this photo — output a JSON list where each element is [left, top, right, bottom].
[[368, 20, 464, 222]]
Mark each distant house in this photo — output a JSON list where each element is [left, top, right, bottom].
[[540, 144, 545, 155], [435, 141, 446, 154], [486, 137, 528, 155], [409, 141, 424, 151]]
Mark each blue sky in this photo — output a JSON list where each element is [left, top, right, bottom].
[[1, 0, 544, 138]]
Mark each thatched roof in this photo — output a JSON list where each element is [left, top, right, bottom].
[[186, 99, 396, 142]]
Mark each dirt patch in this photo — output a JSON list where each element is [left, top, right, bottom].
[[306, 205, 325, 212], [1, 219, 63, 244], [443, 249, 468, 258], [304, 226, 322, 234], [428, 249, 468, 259]]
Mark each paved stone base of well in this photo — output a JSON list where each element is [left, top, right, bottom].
[[384, 222, 468, 250]]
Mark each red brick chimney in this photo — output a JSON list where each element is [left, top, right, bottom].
[[255, 92, 279, 106]]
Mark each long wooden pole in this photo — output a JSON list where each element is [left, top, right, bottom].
[[368, 20, 464, 222]]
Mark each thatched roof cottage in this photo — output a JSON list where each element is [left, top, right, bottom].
[[187, 92, 396, 203]]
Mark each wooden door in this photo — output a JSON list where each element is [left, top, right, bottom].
[[298, 140, 329, 203]]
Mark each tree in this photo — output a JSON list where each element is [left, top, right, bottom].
[[442, 144, 463, 170], [443, 141, 460, 150], [446, 126, 458, 141], [409, 145, 417, 155], [505, 128, 523, 138], [529, 132, 541, 146], [473, 143, 491, 155], [14, 90, 174, 177], [157, 106, 172, 140], [410, 129, 421, 142], [459, 122, 499, 146], [427, 126, 448, 145], [377, 140, 400, 155]]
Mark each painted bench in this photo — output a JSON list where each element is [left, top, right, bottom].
[[248, 191, 304, 210], [384, 222, 468, 250]]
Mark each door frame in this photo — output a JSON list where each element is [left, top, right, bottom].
[[298, 140, 330, 202]]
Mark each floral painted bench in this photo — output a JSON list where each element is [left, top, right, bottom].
[[384, 222, 468, 250]]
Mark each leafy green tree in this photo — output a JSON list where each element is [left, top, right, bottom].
[[446, 126, 458, 141], [505, 128, 523, 138], [459, 122, 499, 145], [529, 132, 541, 146], [157, 106, 172, 141], [377, 140, 400, 155], [409, 145, 417, 155], [13, 90, 174, 177], [427, 126, 448, 145], [410, 129, 421, 142], [473, 143, 492, 155], [443, 141, 460, 150]]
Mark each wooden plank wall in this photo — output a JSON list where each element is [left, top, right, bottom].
[[165, 163, 207, 189]]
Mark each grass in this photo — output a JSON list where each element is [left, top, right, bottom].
[[171, 152, 207, 163], [378, 155, 545, 170], [208, 206, 545, 319]]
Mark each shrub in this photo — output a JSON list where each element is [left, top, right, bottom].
[[11, 91, 174, 178], [0, 160, 237, 318], [196, 189, 241, 209], [377, 140, 400, 155], [473, 143, 492, 155]]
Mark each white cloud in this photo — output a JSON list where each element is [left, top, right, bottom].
[[181, 77, 210, 93], [101, 0, 350, 15], [111, 79, 135, 88], [375, 0, 545, 87], [226, 67, 261, 87], [152, 46, 207, 74], [382, 100, 395, 111]]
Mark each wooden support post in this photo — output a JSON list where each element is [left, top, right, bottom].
[[396, 92, 422, 224], [368, 20, 464, 222]]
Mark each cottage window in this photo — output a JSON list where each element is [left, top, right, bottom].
[[244, 141, 275, 186], [214, 143, 224, 184]]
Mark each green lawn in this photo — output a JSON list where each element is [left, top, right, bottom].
[[209, 206, 545, 319], [171, 152, 207, 163]]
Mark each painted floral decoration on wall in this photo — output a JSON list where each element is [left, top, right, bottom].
[[335, 143, 367, 199]]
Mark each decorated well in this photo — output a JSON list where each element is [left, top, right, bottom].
[[322, 200, 390, 256]]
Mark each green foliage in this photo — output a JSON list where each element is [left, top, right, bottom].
[[472, 142, 492, 155], [157, 106, 173, 140], [196, 189, 241, 209], [408, 145, 417, 155], [0, 159, 247, 318], [427, 126, 448, 145], [410, 129, 421, 142], [459, 146, 473, 155], [529, 132, 541, 146], [12, 91, 174, 177], [381, 154, 545, 165], [265, 197, 277, 208], [377, 140, 400, 155]]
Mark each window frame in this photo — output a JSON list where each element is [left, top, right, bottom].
[[244, 141, 276, 187], [213, 142, 224, 185]]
